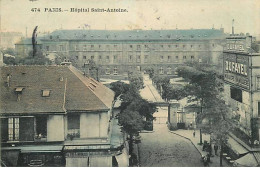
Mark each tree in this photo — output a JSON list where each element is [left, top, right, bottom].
[[176, 64, 233, 166], [128, 71, 144, 90], [110, 81, 130, 99], [21, 50, 51, 65], [144, 66, 155, 78]]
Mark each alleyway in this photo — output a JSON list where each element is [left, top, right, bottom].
[[138, 74, 203, 167]]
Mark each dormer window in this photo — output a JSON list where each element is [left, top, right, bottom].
[[42, 90, 50, 97], [15, 87, 24, 92], [15, 87, 24, 101]]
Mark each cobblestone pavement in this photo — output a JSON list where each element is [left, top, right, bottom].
[[138, 107, 203, 167]]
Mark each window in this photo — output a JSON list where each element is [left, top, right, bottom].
[[183, 45, 186, 48], [59, 45, 64, 51], [176, 45, 178, 48], [168, 45, 171, 48], [183, 56, 186, 60], [114, 55, 117, 62], [257, 77, 260, 90], [258, 102, 260, 117], [91, 45, 94, 48], [145, 45, 148, 49], [75, 45, 79, 51], [167, 56, 171, 62], [175, 56, 179, 62], [113, 66, 118, 75], [91, 56, 94, 60], [106, 56, 110, 62], [212, 44, 215, 47], [129, 55, 132, 62], [160, 56, 164, 62], [99, 45, 102, 48], [99, 56, 102, 61], [46, 46, 49, 51], [167, 67, 171, 75], [8, 118, 19, 141], [42, 90, 50, 97], [191, 45, 193, 48], [67, 115, 80, 138], [83, 45, 87, 51], [231, 87, 242, 103], [129, 45, 133, 48], [144, 55, 148, 63], [160, 45, 164, 48], [137, 45, 141, 49], [199, 45, 201, 49], [159, 67, 164, 75], [137, 56, 141, 63], [75, 56, 78, 60], [36, 116, 47, 138], [83, 56, 87, 59], [1, 118, 8, 142], [105, 67, 110, 75]]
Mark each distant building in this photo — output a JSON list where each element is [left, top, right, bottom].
[[0, 65, 128, 167], [223, 35, 260, 166], [15, 29, 227, 78], [0, 32, 23, 49]]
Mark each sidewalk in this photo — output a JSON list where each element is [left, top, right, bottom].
[[170, 129, 230, 167]]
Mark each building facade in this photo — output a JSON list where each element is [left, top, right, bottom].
[[15, 29, 226, 78], [0, 65, 128, 167], [223, 35, 260, 145]]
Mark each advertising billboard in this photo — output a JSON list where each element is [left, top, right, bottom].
[[224, 53, 250, 89]]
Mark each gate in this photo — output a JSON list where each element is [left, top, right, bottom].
[[153, 117, 168, 124]]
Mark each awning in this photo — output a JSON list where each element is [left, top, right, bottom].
[[1, 149, 20, 167], [115, 148, 129, 167], [234, 153, 259, 167], [2, 145, 63, 153], [227, 136, 249, 156]]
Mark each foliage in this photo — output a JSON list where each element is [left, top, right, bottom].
[[128, 71, 144, 90], [110, 79, 156, 136], [165, 86, 188, 101], [20, 50, 51, 65], [110, 81, 130, 99], [54, 52, 68, 65], [144, 66, 155, 78], [151, 74, 171, 100], [118, 110, 145, 136], [2, 48, 16, 56]]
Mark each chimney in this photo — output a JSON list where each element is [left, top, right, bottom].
[[232, 19, 235, 35]]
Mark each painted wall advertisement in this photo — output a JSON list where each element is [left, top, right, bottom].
[[224, 53, 250, 89]]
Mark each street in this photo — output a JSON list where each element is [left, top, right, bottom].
[[137, 74, 203, 167]]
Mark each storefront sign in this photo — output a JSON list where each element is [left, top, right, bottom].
[[226, 43, 245, 51], [224, 53, 250, 89]]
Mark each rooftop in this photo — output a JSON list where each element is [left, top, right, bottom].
[[40, 29, 226, 41], [0, 65, 115, 114]]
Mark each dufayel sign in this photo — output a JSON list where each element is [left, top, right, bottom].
[[224, 53, 250, 89]]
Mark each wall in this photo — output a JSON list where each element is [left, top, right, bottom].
[[47, 115, 64, 141], [80, 112, 108, 138]]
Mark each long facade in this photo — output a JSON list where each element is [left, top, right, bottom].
[[15, 29, 227, 78]]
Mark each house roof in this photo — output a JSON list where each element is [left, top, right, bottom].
[[0, 65, 114, 114], [40, 29, 226, 41]]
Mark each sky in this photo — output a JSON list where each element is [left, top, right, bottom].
[[0, 0, 259, 37]]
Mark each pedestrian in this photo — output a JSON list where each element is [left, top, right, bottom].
[[214, 144, 218, 155], [193, 130, 196, 138], [208, 145, 212, 157]]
